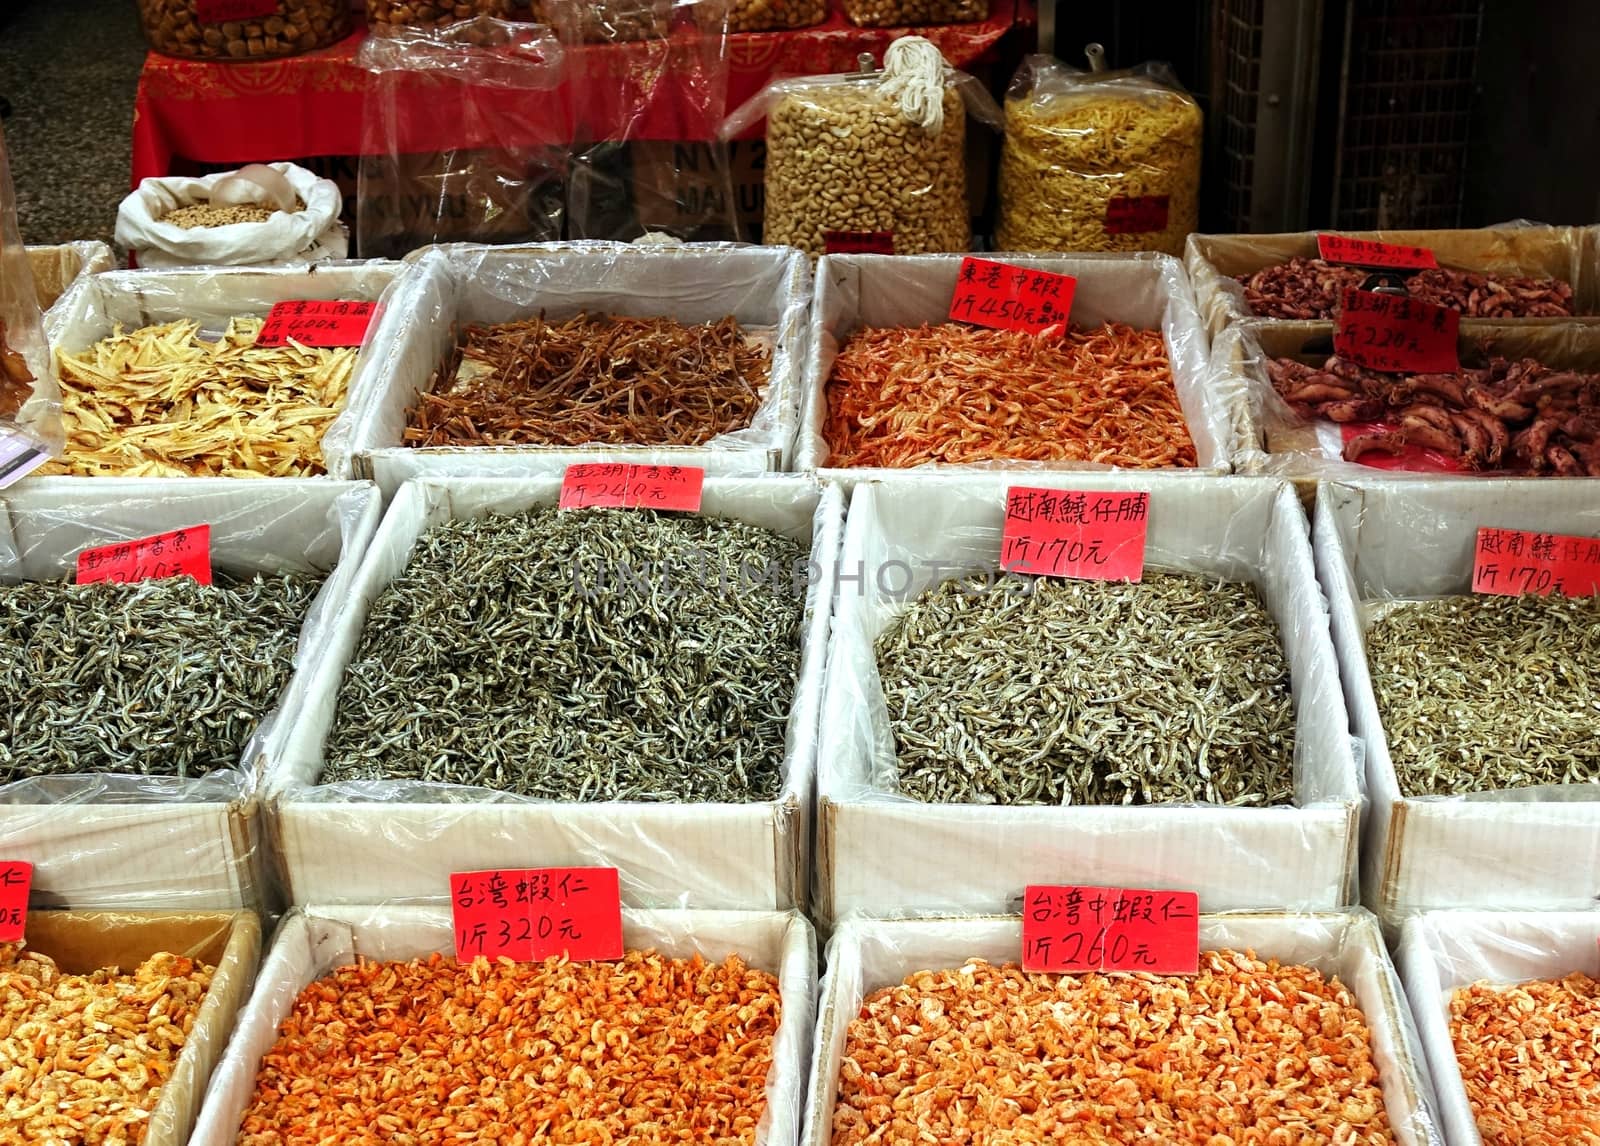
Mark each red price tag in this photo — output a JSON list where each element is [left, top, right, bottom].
[[1334, 289, 1460, 374], [76, 526, 212, 587], [1104, 195, 1170, 235], [0, 862, 31, 943], [1000, 487, 1147, 582], [1317, 234, 1437, 269], [949, 257, 1077, 336], [1472, 527, 1600, 598], [1023, 885, 1199, 975], [196, 0, 278, 20], [255, 301, 376, 348], [823, 230, 895, 255], [559, 464, 704, 512], [451, 867, 623, 964]]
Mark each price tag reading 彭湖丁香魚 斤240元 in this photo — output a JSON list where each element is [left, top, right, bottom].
[[1000, 488, 1148, 582], [451, 867, 623, 964], [75, 525, 212, 587]]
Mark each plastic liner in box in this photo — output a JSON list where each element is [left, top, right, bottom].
[[1185, 224, 1598, 341], [1315, 479, 1600, 924], [264, 474, 841, 911], [331, 242, 810, 497], [17, 910, 260, 1146], [43, 262, 404, 480], [804, 912, 1442, 1145], [0, 478, 381, 909], [814, 474, 1361, 926], [1398, 910, 1600, 1146], [797, 252, 1233, 483], [26, 240, 114, 315], [188, 905, 815, 1146]]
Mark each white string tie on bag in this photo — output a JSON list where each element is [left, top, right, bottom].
[[879, 36, 947, 133]]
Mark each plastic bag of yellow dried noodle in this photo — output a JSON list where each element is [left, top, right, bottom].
[[996, 54, 1201, 257]]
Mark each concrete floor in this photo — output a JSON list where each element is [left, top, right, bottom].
[[0, 0, 146, 249]]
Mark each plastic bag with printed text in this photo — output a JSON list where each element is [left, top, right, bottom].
[[0, 122, 61, 479]]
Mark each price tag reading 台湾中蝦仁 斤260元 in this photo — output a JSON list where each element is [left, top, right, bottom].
[[1000, 488, 1148, 582], [1023, 885, 1199, 975], [451, 867, 623, 964], [559, 464, 705, 512], [949, 257, 1077, 336], [75, 525, 212, 587], [1472, 527, 1600, 598], [0, 862, 31, 943]]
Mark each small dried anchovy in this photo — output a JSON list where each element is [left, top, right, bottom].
[[0, 573, 321, 782], [878, 572, 1296, 806], [322, 508, 808, 802], [1367, 594, 1600, 795]]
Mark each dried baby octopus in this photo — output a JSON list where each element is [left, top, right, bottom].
[[1240, 257, 1575, 320], [833, 951, 1397, 1144], [1267, 351, 1600, 473]]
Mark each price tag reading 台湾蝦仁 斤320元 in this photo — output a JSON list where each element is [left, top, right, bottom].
[[1000, 488, 1148, 582], [75, 525, 212, 587], [0, 862, 31, 943], [1472, 527, 1600, 598], [949, 257, 1077, 336], [1023, 885, 1199, 975], [451, 867, 623, 964]]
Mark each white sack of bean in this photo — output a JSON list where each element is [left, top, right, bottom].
[[1316, 478, 1600, 925], [996, 53, 1201, 257], [812, 473, 1364, 925], [722, 37, 1001, 258]]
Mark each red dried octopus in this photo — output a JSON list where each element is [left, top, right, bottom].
[[1268, 353, 1600, 474], [1240, 258, 1575, 320]]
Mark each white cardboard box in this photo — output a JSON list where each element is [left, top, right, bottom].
[[0, 478, 381, 909], [190, 904, 816, 1146], [338, 243, 812, 497], [815, 473, 1362, 925], [796, 252, 1235, 485], [804, 912, 1442, 1145], [267, 475, 841, 910], [1316, 479, 1600, 924]]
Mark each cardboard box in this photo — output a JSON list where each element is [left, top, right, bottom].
[[1315, 479, 1600, 924], [814, 474, 1361, 925], [266, 475, 841, 911], [343, 243, 811, 497], [188, 904, 815, 1146], [1186, 225, 1599, 341], [0, 478, 381, 910], [796, 252, 1236, 485], [1398, 909, 1600, 1146], [804, 913, 1441, 1145], [23, 909, 261, 1146], [26, 240, 114, 313]]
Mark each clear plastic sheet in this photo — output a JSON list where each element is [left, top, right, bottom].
[[330, 243, 809, 496], [0, 124, 61, 458], [1185, 223, 1598, 341], [806, 912, 1442, 1146], [996, 56, 1202, 258], [263, 475, 841, 910], [25, 241, 114, 314], [798, 252, 1233, 481], [722, 42, 1002, 258], [1398, 910, 1600, 1146], [14, 910, 260, 1146], [814, 474, 1362, 925], [0, 478, 381, 910], [356, 19, 568, 258], [45, 262, 403, 481], [189, 904, 815, 1146], [1314, 479, 1600, 923]]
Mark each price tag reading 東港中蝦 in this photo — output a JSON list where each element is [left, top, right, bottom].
[[1023, 885, 1199, 975], [1334, 288, 1460, 374], [255, 300, 377, 349], [1472, 527, 1600, 598], [1316, 234, 1437, 270], [558, 464, 705, 512], [949, 257, 1077, 337], [0, 862, 31, 943], [451, 867, 624, 964], [75, 525, 213, 587], [1000, 488, 1148, 582]]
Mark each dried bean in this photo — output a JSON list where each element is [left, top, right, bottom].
[[136, 0, 347, 59]]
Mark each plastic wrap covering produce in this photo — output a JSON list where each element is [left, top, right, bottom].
[[996, 55, 1201, 257], [187, 906, 815, 1146], [799, 253, 1232, 478], [264, 476, 840, 911], [367, 0, 512, 28], [135, 0, 349, 60], [807, 914, 1442, 1145], [725, 38, 1000, 258], [25, 241, 113, 314], [0, 911, 259, 1146], [0, 479, 380, 910], [357, 21, 567, 258], [41, 264, 398, 480], [0, 125, 60, 459], [814, 476, 1361, 924], [1399, 911, 1600, 1146], [331, 245, 808, 495], [1317, 479, 1600, 921], [533, 0, 667, 41]]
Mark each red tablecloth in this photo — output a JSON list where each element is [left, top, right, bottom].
[[132, 5, 1026, 183]]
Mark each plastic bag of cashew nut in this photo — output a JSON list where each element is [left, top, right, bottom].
[[996, 55, 1202, 258], [722, 36, 1001, 259]]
